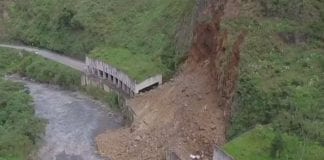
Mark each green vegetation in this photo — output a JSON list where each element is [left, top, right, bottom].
[[8, 0, 195, 79], [0, 49, 44, 160], [82, 86, 122, 111], [0, 48, 123, 159], [0, 48, 81, 90], [13, 53, 81, 90], [91, 48, 162, 82], [224, 0, 324, 159], [2, 0, 324, 159], [0, 48, 81, 91], [1, 46, 122, 108], [224, 126, 324, 160]]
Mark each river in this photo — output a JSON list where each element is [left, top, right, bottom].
[[8, 76, 123, 160]]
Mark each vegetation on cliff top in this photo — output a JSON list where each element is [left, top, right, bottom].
[[224, 0, 324, 159], [90, 48, 162, 82], [8, 0, 195, 80], [224, 126, 324, 160]]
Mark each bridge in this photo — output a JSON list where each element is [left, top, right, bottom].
[[0, 44, 162, 97]]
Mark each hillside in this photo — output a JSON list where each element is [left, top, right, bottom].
[[222, 0, 324, 159], [0, 0, 323, 159], [97, 0, 324, 159], [6, 0, 196, 80], [96, 1, 245, 159], [224, 126, 324, 160]]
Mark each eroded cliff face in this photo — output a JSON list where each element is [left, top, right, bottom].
[[189, 2, 245, 137], [96, 1, 244, 160]]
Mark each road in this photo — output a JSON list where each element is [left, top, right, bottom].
[[8, 75, 123, 160], [0, 44, 86, 71]]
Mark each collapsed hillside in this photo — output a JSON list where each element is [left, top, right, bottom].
[[96, 1, 245, 159]]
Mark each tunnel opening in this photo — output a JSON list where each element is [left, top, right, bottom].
[[105, 73, 109, 79], [110, 75, 114, 82], [138, 82, 159, 93], [99, 70, 104, 77]]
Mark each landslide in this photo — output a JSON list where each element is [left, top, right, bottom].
[[96, 1, 245, 159]]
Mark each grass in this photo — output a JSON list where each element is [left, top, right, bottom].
[[224, 126, 324, 160], [90, 48, 162, 82], [8, 0, 196, 78], [81, 86, 121, 112], [0, 48, 81, 90], [13, 53, 82, 90], [224, 0, 324, 137], [0, 47, 124, 110], [0, 47, 125, 159], [0, 48, 45, 160], [223, 0, 324, 159], [226, 16, 324, 140]]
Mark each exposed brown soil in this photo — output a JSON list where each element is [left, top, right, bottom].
[[96, 1, 244, 160]]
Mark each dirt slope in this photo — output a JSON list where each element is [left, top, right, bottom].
[[96, 1, 244, 160]]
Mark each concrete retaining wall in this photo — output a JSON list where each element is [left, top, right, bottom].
[[213, 146, 234, 160], [135, 74, 162, 93], [81, 73, 135, 123], [165, 151, 181, 160], [121, 99, 135, 125], [81, 73, 130, 97]]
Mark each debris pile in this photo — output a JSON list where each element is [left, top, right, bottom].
[[96, 1, 244, 159]]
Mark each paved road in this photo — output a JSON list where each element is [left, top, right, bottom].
[[8, 75, 123, 160], [0, 44, 86, 71]]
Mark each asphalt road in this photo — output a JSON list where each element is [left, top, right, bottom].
[[0, 44, 86, 71]]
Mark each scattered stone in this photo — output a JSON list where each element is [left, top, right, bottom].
[[211, 125, 217, 130], [135, 136, 141, 141], [190, 154, 201, 159]]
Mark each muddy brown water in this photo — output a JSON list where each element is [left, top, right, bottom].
[[8, 76, 123, 160]]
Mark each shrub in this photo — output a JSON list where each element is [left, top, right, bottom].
[[271, 132, 285, 158], [14, 54, 81, 90]]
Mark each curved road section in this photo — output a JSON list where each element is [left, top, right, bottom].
[[0, 44, 86, 71]]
